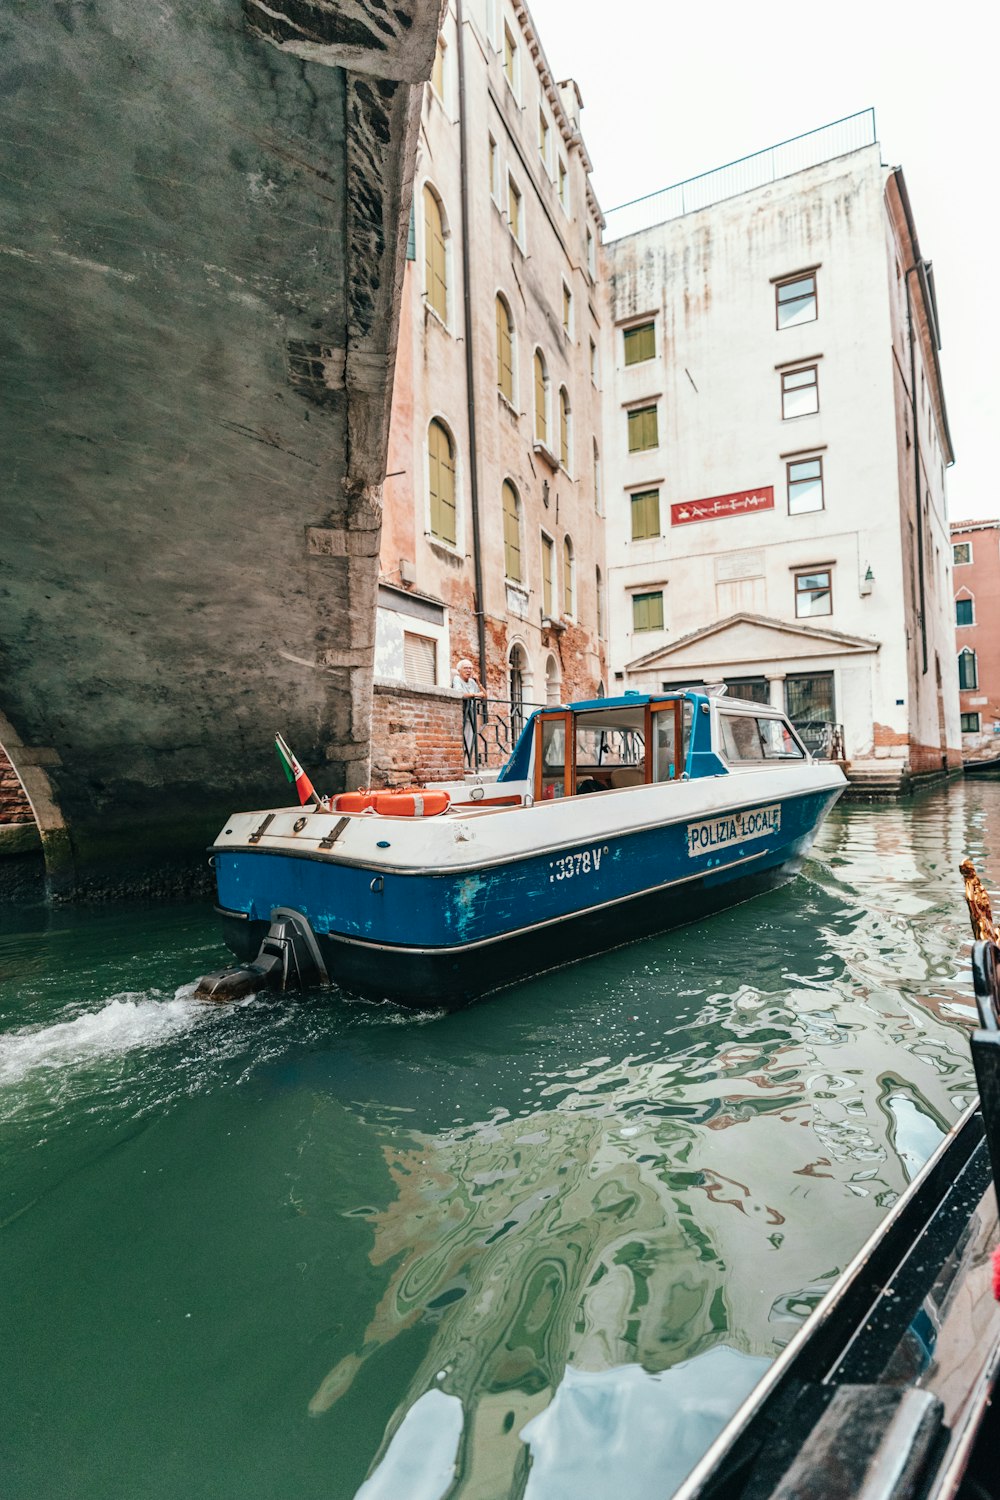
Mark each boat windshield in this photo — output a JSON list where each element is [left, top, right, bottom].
[[535, 699, 692, 798], [718, 711, 805, 762]]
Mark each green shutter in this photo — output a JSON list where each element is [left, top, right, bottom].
[[624, 321, 655, 365], [632, 590, 663, 632], [628, 405, 658, 452], [631, 489, 660, 540]]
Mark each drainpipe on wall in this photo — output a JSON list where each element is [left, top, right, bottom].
[[455, 0, 489, 694], [904, 263, 928, 676]]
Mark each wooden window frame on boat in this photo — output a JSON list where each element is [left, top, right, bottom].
[[533, 699, 689, 801], [534, 711, 574, 801]]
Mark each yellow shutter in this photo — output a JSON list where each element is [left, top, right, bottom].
[[431, 38, 445, 99], [496, 297, 513, 402], [542, 535, 554, 616], [559, 389, 569, 468], [423, 186, 447, 322], [563, 538, 573, 615], [503, 481, 521, 581], [624, 321, 655, 365], [428, 420, 456, 545], [534, 353, 547, 444]]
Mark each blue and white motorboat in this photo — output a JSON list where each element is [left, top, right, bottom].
[[199, 690, 846, 1007]]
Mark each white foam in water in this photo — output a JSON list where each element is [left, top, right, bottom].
[[0, 984, 206, 1087]]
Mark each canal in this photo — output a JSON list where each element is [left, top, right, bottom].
[[1, 781, 995, 1499]]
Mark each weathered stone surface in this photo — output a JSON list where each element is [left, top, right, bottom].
[[0, 0, 442, 891]]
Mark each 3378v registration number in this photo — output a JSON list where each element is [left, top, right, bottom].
[[549, 846, 610, 883]]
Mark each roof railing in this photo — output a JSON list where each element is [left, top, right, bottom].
[[603, 109, 877, 242]]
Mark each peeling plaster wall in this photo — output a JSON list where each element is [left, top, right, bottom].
[[0, 0, 441, 889]]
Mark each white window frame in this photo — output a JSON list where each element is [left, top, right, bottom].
[[953, 540, 973, 566]]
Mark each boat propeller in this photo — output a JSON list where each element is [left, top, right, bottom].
[[194, 908, 329, 1003]]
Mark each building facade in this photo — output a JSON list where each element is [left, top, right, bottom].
[[373, 0, 607, 780], [602, 128, 961, 788], [950, 519, 1000, 761]]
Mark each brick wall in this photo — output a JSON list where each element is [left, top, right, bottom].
[[370, 679, 466, 788], [0, 745, 34, 824]]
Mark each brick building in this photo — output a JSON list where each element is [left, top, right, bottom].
[[371, 0, 607, 783], [950, 519, 1000, 762]]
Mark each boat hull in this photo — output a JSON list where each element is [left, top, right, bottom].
[[215, 785, 840, 1007]]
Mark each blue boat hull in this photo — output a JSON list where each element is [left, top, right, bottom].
[[214, 787, 837, 1007]]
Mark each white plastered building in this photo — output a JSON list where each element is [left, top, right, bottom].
[[602, 123, 960, 787]]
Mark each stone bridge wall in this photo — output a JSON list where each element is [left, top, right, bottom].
[[0, 0, 444, 892]]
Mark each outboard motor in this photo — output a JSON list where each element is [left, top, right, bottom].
[[194, 907, 329, 1003]]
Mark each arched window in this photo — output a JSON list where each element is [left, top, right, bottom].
[[509, 641, 529, 736], [559, 387, 571, 470], [495, 295, 514, 403], [596, 566, 605, 638], [563, 535, 575, 617], [423, 185, 448, 323], [427, 419, 456, 545], [534, 350, 548, 445], [958, 647, 978, 691], [593, 440, 602, 515], [502, 479, 522, 582], [545, 653, 561, 705]]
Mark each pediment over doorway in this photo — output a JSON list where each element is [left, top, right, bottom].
[[626, 612, 880, 675]]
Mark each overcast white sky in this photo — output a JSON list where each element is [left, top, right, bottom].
[[528, 0, 998, 521]]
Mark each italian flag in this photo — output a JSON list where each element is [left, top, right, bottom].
[[274, 732, 320, 807]]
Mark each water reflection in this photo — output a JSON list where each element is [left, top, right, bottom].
[[2, 784, 996, 1500]]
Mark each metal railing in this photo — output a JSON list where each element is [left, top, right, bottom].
[[463, 697, 545, 772], [603, 110, 877, 242], [794, 721, 846, 761]]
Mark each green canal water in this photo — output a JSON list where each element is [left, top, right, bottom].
[[2, 783, 997, 1499]]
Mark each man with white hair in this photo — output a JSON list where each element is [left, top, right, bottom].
[[452, 658, 485, 697]]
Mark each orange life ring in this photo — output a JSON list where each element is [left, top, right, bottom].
[[331, 790, 377, 813], [372, 788, 451, 818]]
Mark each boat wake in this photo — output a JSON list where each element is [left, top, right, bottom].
[[0, 984, 206, 1088]]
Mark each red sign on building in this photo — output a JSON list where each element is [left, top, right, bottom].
[[670, 486, 774, 527]]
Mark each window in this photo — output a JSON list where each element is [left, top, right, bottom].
[[794, 568, 832, 618], [423, 185, 448, 323], [593, 440, 602, 515], [495, 295, 514, 403], [787, 456, 824, 515], [403, 631, 437, 686], [427, 419, 457, 545], [563, 536, 575, 616], [431, 36, 446, 100], [959, 648, 979, 690], [956, 596, 974, 626], [507, 176, 522, 246], [589, 337, 597, 384], [538, 109, 550, 170], [558, 157, 568, 210], [503, 23, 518, 94], [562, 282, 572, 337], [725, 677, 770, 704], [782, 365, 819, 419], [630, 487, 660, 541], [596, 566, 605, 638], [541, 533, 555, 618], [559, 387, 571, 469], [502, 479, 522, 582], [632, 591, 664, 632], [586, 227, 596, 279], [776, 272, 817, 329], [624, 320, 655, 365], [962, 712, 982, 733], [488, 134, 500, 203], [953, 541, 972, 566], [534, 350, 549, 445], [720, 713, 804, 761], [627, 404, 659, 452], [785, 678, 833, 729]]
